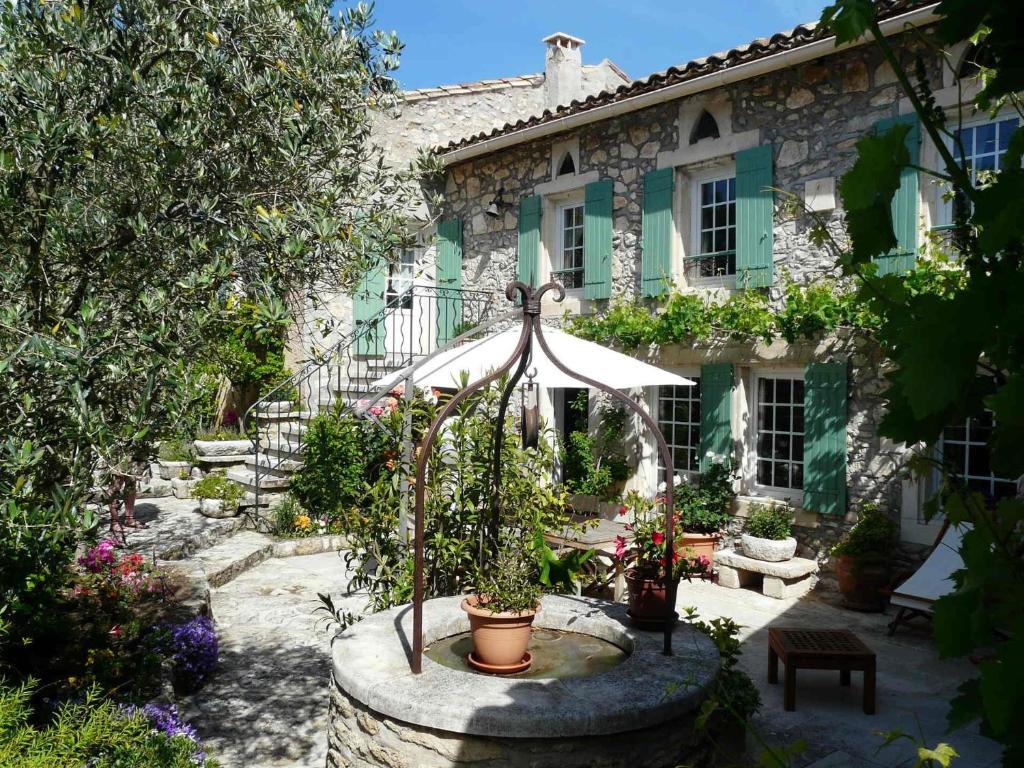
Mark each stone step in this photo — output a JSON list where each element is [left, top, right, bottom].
[[255, 400, 298, 415], [280, 422, 309, 441], [226, 467, 291, 493], [244, 452, 304, 476], [191, 530, 275, 588], [196, 453, 252, 467], [254, 409, 313, 423], [260, 438, 306, 458]]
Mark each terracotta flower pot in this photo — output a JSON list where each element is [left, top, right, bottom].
[[625, 571, 680, 627], [461, 595, 538, 668], [678, 532, 720, 564], [836, 554, 890, 612]]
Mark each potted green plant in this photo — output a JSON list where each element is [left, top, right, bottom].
[[741, 503, 796, 562], [193, 472, 243, 518], [462, 547, 542, 673], [674, 462, 736, 564], [831, 504, 897, 612], [616, 490, 713, 627]]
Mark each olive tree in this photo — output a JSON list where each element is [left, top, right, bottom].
[[0, 0, 414, 646]]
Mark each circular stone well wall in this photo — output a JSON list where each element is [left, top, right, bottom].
[[327, 595, 719, 768]]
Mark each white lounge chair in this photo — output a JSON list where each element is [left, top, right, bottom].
[[888, 522, 968, 636]]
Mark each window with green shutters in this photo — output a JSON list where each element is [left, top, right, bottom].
[[802, 361, 848, 516], [353, 259, 386, 356], [583, 179, 613, 299], [518, 195, 542, 288], [735, 144, 774, 289], [642, 168, 674, 297], [436, 218, 462, 345], [873, 115, 920, 276], [699, 363, 733, 472]]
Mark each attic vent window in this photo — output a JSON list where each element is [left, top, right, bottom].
[[958, 43, 995, 80], [690, 110, 721, 144], [557, 152, 576, 176]]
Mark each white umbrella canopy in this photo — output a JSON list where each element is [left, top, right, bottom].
[[372, 328, 695, 390]]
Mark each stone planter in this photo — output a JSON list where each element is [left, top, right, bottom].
[[158, 460, 191, 481], [740, 534, 797, 562], [171, 477, 197, 500], [193, 439, 253, 457], [569, 494, 624, 521], [198, 498, 239, 519]]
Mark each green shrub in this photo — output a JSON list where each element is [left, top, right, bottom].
[[831, 504, 897, 560], [473, 546, 542, 615], [289, 408, 383, 521], [685, 610, 761, 724], [744, 504, 792, 540], [674, 462, 736, 534], [192, 473, 242, 508], [0, 682, 215, 767], [157, 439, 194, 463]]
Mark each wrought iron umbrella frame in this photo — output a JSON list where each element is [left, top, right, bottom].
[[410, 281, 678, 673]]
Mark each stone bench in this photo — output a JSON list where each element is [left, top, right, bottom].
[[716, 549, 817, 599]]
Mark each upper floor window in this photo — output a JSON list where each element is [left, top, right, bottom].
[[755, 373, 805, 492], [386, 246, 416, 309], [690, 175, 736, 280], [657, 380, 702, 475], [554, 202, 585, 290], [939, 411, 1016, 504], [936, 115, 1020, 227]]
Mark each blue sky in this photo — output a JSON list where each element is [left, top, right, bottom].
[[344, 0, 829, 91]]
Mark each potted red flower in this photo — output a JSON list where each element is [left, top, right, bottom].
[[616, 491, 713, 627]]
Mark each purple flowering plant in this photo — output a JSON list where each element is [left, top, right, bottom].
[[125, 702, 208, 765], [156, 616, 219, 692]]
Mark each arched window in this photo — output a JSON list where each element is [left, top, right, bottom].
[[957, 43, 995, 79], [557, 151, 576, 176], [690, 110, 720, 145]]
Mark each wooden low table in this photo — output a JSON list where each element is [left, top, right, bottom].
[[768, 627, 876, 714]]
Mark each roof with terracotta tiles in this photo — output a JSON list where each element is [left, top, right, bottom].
[[438, 0, 936, 155]]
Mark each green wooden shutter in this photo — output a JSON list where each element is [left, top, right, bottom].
[[583, 179, 613, 300], [518, 195, 542, 288], [699, 363, 733, 472], [873, 114, 920, 276], [436, 218, 463, 345], [353, 259, 386, 356], [736, 144, 775, 289], [803, 362, 848, 516], [642, 168, 674, 297]]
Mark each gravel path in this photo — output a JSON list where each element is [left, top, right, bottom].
[[181, 551, 361, 768]]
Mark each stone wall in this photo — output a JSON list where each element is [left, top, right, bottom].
[[327, 681, 719, 768], [437, 32, 946, 570]]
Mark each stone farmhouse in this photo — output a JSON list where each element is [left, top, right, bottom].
[[281, 0, 1017, 576]]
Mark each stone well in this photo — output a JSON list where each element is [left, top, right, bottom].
[[327, 595, 720, 767]]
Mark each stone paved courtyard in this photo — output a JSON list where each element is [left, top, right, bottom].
[[114, 498, 1001, 768]]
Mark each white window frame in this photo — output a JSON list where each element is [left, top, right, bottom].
[[654, 375, 702, 479], [688, 166, 737, 289], [935, 412, 1017, 503], [744, 368, 806, 504], [553, 200, 586, 293], [386, 246, 418, 308], [933, 112, 1021, 229]]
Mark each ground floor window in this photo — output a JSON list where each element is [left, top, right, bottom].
[[939, 411, 1016, 503], [657, 381, 701, 474], [754, 373, 805, 491]]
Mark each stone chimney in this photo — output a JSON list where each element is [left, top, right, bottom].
[[543, 32, 585, 111]]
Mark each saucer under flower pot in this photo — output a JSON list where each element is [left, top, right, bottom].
[[466, 650, 533, 675]]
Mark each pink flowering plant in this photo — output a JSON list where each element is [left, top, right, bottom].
[[615, 491, 713, 584], [60, 539, 168, 697]]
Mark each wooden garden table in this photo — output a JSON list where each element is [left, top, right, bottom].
[[545, 518, 629, 601], [768, 627, 876, 714]]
